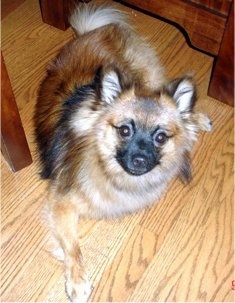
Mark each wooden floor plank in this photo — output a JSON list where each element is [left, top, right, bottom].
[[1, 0, 234, 302]]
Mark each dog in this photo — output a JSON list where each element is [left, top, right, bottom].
[[34, 2, 212, 302]]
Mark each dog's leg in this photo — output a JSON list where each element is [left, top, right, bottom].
[[193, 112, 213, 132], [48, 199, 92, 302]]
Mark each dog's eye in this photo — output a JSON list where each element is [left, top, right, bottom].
[[118, 124, 133, 138], [154, 132, 168, 145]]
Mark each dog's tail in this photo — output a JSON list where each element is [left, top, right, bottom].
[[69, 3, 128, 36]]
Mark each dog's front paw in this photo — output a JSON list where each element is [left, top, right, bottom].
[[66, 275, 93, 303]]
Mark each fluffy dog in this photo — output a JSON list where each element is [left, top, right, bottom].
[[34, 3, 212, 302]]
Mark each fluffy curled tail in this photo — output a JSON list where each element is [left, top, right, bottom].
[[69, 3, 128, 36]]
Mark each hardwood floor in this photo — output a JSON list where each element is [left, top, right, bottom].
[[1, 0, 234, 301]]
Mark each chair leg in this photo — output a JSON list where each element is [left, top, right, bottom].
[[39, 0, 86, 30], [1, 52, 32, 172]]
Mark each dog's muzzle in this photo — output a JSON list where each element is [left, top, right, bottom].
[[116, 136, 160, 176]]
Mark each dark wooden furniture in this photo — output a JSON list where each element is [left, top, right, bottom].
[[39, 0, 85, 30], [39, 0, 234, 106], [1, 52, 32, 172], [120, 0, 234, 106], [208, 0, 234, 104]]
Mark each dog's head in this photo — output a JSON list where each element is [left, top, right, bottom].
[[70, 66, 199, 184]]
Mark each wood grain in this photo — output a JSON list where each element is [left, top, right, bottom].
[[1, 0, 234, 302]]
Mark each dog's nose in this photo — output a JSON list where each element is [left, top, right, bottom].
[[132, 155, 147, 169]]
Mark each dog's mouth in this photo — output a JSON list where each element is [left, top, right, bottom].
[[124, 167, 152, 176]]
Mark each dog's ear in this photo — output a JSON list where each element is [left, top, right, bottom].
[[178, 151, 192, 184], [96, 65, 133, 104], [98, 67, 122, 104], [167, 76, 196, 113]]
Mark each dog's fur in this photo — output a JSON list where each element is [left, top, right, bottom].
[[34, 3, 212, 302]]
